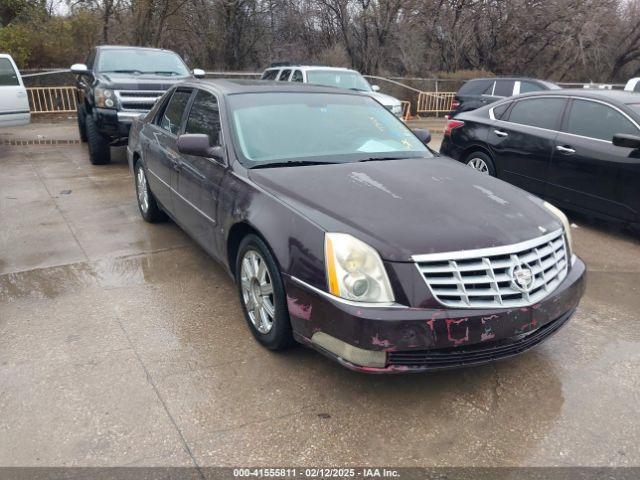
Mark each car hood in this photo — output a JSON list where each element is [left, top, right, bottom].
[[248, 157, 562, 262], [369, 91, 401, 107], [96, 73, 190, 91]]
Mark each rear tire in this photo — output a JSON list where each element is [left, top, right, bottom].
[[465, 151, 496, 176], [236, 234, 294, 351], [85, 114, 111, 165], [134, 161, 167, 223], [77, 104, 88, 142]]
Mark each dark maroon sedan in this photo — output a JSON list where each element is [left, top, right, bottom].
[[127, 79, 585, 373]]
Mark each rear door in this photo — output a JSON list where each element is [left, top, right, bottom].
[[175, 88, 226, 252], [0, 56, 30, 127], [547, 98, 640, 220], [145, 88, 193, 214], [489, 96, 567, 196]]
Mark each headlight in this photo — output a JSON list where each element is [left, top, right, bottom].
[[324, 233, 394, 303], [391, 104, 402, 115], [544, 201, 573, 254], [95, 87, 116, 108]]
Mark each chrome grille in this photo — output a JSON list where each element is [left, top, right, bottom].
[[115, 90, 164, 112], [414, 229, 568, 308]]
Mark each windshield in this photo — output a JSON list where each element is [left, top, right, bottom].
[[97, 49, 190, 76], [306, 70, 372, 92], [229, 93, 430, 166]]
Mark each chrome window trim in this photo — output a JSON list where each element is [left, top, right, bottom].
[[491, 95, 640, 143], [412, 229, 564, 263], [288, 275, 408, 309]]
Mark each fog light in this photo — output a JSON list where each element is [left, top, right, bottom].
[[311, 332, 386, 368]]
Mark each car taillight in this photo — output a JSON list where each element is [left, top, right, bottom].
[[444, 119, 465, 136], [451, 100, 460, 110]]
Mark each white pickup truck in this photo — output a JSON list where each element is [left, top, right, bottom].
[[0, 54, 30, 127]]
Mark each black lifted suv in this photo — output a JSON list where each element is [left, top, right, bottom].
[[70, 45, 204, 164]]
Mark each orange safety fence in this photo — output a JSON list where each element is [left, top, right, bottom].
[[27, 86, 77, 113]]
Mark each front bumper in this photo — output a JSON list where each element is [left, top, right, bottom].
[[284, 256, 586, 373], [93, 108, 144, 142]]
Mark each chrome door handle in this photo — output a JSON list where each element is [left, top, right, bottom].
[[556, 145, 575, 154], [494, 130, 508, 137]]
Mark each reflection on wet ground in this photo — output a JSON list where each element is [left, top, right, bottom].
[[1, 140, 640, 467]]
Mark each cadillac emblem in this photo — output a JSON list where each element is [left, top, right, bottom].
[[510, 262, 535, 293]]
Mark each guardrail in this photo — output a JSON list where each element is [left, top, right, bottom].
[[416, 92, 455, 115], [27, 86, 77, 114]]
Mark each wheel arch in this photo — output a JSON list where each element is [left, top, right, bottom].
[[226, 221, 273, 279]]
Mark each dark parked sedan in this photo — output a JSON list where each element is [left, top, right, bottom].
[[127, 79, 585, 373], [440, 89, 640, 230], [449, 77, 560, 117]]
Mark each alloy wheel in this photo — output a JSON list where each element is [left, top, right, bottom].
[[240, 250, 275, 334], [467, 158, 490, 174], [136, 166, 150, 214]]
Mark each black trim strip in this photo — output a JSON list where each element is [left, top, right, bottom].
[[0, 110, 30, 116]]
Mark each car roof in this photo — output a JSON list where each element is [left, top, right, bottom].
[[515, 88, 640, 105], [264, 65, 356, 73], [467, 77, 549, 82], [180, 78, 366, 95], [95, 45, 176, 53]]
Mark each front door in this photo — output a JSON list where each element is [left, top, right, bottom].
[[175, 89, 226, 255], [0, 57, 29, 127], [490, 97, 566, 197], [548, 98, 640, 221], [144, 88, 192, 214]]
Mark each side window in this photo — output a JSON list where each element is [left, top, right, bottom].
[[635, 82, 640, 93], [492, 102, 511, 120], [507, 98, 565, 130], [458, 79, 492, 96], [159, 89, 192, 135], [278, 69, 291, 81], [261, 70, 278, 80], [565, 99, 638, 141], [184, 90, 221, 146], [520, 81, 543, 94], [291, 70, 303, 82], [494, 80, 515, 97], [481, 81, 495, 95], [0, 58, 19, 86]]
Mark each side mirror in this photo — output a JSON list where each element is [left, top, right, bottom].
[[177, 134, 224, 159], [371, 85, 381, 92], [412, 128, 431, 145], [70, 63, 91, 76], [193, 68, 205, 78], [613, 133, 640, 149]]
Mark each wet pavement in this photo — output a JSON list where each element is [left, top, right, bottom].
[[1, 122, 640, 467]]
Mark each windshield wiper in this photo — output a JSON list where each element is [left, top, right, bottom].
[[357, 156, 407, 162], [146, 71, 181, 76], [251, 160, 338, 169], [102, 69, 143, 74]]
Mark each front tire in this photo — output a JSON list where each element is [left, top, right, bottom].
[[465, 151, 496, 176], [134, 161, 166, 223], [85, 114, 111, 165], [236, 235, 293, 351]]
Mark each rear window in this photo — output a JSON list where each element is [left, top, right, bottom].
[[261, 70, 279, 80], [458, 79, 492, 96], [0, 58, 19, 86], [507, 98, 565, 130]]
